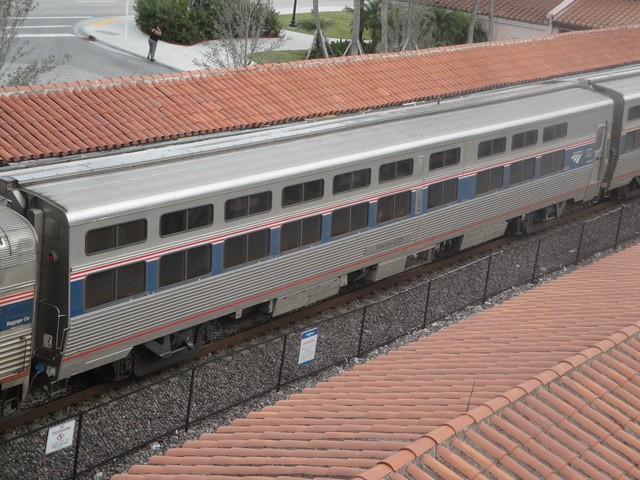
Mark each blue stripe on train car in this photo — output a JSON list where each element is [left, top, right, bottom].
[[70, 280, 84, 318], [0, 298, 34, 332], [566, 142, 596, 170]]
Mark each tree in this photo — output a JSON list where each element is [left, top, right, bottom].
[[425, 6, 483, 47], [195, 0, 283, 68], [467, 0, 479, 43], [361, 0, 382, 48], [379, 0, 388, 53], [487, 0, 494, 40], [0, 0, 59, 86], [307, 0, 330, 59], [349, 0, 362, 55]]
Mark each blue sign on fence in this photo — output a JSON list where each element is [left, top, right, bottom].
[[298, 328, 319, 366]]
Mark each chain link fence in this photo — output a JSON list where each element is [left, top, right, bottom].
[[2, 203, 639, 480]]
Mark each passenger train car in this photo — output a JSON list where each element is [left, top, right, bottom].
[[1, 65, 640, 405]]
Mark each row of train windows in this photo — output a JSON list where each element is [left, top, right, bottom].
[[85, 158, 414, 255], [84, 192, 408, 309], [88, 116, 640, 258], [427, 122, 566, 172], [626, 128, 640, 152], [83, 151, 572, 309], [85, 148, 569, 256], [476, 123, 566, 160]]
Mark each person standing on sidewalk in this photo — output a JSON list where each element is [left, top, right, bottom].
[[147, 25, 161, 61]]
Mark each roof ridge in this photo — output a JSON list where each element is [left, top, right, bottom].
[[353, 321, 640, 480], [1, 24, 637, 96]]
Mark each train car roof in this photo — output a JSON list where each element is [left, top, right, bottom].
[[6, 81, 612, 225], [589, 70, 640, 101]]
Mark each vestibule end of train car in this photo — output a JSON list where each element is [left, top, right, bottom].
[[0, 206, 38, 411]]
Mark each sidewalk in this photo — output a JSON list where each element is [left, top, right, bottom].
[[81, 13, 334, 72]]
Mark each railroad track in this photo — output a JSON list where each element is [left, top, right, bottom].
[[0, 197, 625, 433]]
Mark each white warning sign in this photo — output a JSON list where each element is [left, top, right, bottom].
[[45, 419, 76, 454], [298, 328, 319, 366]]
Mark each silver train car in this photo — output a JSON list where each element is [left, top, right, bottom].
[[0, 65, 639, 401], [0, 208, 38, 408]]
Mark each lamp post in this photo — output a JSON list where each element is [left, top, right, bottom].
[[289, 0, 298, 28], [124, 0, 130, 43]]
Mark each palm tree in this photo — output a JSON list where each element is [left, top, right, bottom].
[[426, 6, 487, 47], [307, 0, 329, 58], [467, 0, 479, 43], [361, 0, 382, 47], [350, 0, 362, 55], [380, 0, 389, 53], [487, 0, 494, 40]]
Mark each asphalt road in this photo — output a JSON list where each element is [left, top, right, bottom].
[[9, 0, 173, 85], [8, 0, 352, 85]]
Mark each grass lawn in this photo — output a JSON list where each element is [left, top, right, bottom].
[[252, 50, 308, 64], [278, 11, 370, 40], [251, 11, 369, 65]]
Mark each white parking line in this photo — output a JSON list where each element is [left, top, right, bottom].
[[24, 16, 93, 19], [18, 25, 73, 29], [16, 34, 76, 38]]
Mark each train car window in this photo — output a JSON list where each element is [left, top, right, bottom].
[[331, 202, 369, 237], [542, 122, 568, 142], [427, 179, 458, 209], [282, 180, 324, 207], [628, 106, 640, 121], [333, 169, 371, 194], [509, 158, 535, 186], [429, 148, 460, 170], [626, 129, 640, 151], [379, 159, 413, 182], [225, 192, 272, 221], [476, 166, 504, 195], [160, 204, 213, 236], [85, 261, 146, 309], [377, 191, 411, 223], [159, 244, 212, 287], [223, 228, 270, 268], [86, 219, 147, 255], [540, 150, 565, 177], [478, 137, 506, 159], [511, 130, 538, 150], [280, 215, 322, 252]]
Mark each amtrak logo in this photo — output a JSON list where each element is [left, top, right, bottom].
[[571, 150, 584, 164]]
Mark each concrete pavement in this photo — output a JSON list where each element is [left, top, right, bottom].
[[81, 6, 344, 72]]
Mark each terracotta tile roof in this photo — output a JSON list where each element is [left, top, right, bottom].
[[3, 26, 640, 164], [554, 0, 640, 29], [371, 331, 640, 479], [417, 0, 561, 24], [112, 243, 640, 480]]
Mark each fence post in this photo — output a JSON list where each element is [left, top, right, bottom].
[[575, 222, 587, 265], [356, 307, 368, 357], [482, 254, 493, 303], [184, 368, 197, 432], [531, 239, 541, 283], [72, 411, 83, 480], [422, 281, 432, 328], [275, 335, 288, 391], [614, 205, 625, 249]]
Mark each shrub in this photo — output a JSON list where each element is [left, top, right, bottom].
[[307, 39, 376, 59], [135, 0, 280, 44]]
